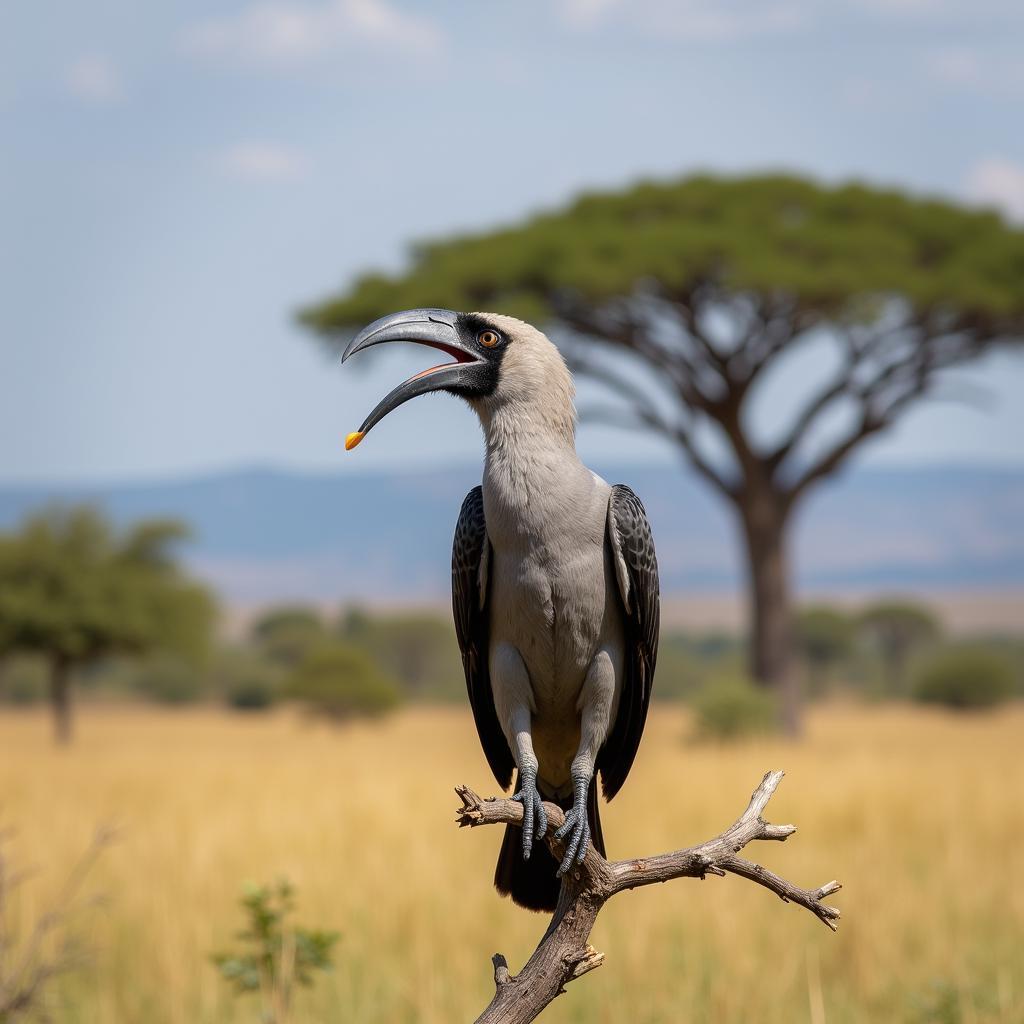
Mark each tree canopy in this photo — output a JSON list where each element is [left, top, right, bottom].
[[0, 505, 216, 740], [302, 173, 1024, 340]]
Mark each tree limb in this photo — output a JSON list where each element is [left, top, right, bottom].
[[456, 770, 841, 1024], [575, 401, 738, 501]]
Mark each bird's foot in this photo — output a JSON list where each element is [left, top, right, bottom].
[[511, 767, 547, 860], [554, 776, 590, 875]]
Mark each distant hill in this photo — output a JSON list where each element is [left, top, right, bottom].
[[1, 463, 1021, 605]]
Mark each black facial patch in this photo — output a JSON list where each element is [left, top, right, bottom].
[[449, 312, 506, 398]]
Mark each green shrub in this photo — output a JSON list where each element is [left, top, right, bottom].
[[133, 656, 204, 704], [227, 678, 278, 710], [251, 606, 328, 669], [859, 601, 942, 696], [213, 650, 282, 711], [912, 646, 1014, 710], [338, 608, 464, 701], [796, 605, 855, 696], [211, 878, 338, 1024], [284, 644, 401, 720], [690, 674, 778, 741]]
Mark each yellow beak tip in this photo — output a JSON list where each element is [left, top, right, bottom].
[[345, 431, 365, 452]]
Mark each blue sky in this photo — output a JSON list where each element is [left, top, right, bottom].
[[1, 0, 1023, 483]]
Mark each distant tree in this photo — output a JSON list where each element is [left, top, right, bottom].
[[338, 608, 463, 700], [912, 645, 1014, 709], [284, 643, 401, 721], [796, 606, 855, 694], [859, 601, 941, 695], [0, 506, 216, 743], [301, 173, 1024, 734], [251, 606, 327, 669]]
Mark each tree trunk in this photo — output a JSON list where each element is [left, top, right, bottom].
[[50, 656, 73, 745], [738, 490, 801, 737]]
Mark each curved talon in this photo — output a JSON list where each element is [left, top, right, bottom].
[[512, 775, 547, 860], [555, 807, 590, 875], [555, 776, 592, 875]]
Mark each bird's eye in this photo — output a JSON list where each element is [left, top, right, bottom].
[[478, 330, 500, 349]]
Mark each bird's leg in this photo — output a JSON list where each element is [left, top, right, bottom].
[[555, 650, 615, 875], [554, 753, 592, 874], [491, 644, 546, 860], [508, 706, 547, 859]]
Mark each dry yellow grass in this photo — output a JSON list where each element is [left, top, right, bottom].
[[1, 703, 1022, 1023]]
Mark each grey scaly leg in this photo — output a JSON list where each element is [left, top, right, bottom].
[[491, 643, 547, 859], [554, 649, 615, 874], [510, 712, 548, 860]]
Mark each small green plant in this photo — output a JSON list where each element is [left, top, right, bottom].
[[689, 674, 778, 741], [912, 646, 1014, 710], [211, 879, 338, 1024]]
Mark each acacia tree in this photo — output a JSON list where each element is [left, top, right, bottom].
[[859, 600, 941, 695], [0, 506, 215, 742], [300, 174, 1024, 733], [796, 606, 855, 695]]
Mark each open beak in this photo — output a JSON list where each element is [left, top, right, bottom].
[[341, 309, 482, 450]]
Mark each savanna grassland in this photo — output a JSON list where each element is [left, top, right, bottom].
[[1, 703, 1022, 1024]]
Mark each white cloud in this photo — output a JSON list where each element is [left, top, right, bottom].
[[215, 142, 311, 182], [66, 55, 122, 104], [925, 47, 1024, 96], [559, 0, 1020, 35], [558, 0, 806, 37], [183, 0, 443, 67], [927, 47, 981, 85], [561, 0, 622, 29], [851, 0, 1021, 16], [557, 0, 802, 37], [849, 0, 941, 13], [965, 157, 1024, 223]]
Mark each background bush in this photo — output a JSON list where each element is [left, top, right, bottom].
[[285, 643, 401, 720], [251, 606, 328, 669], [339, 608, 464, 702], [912, 646, 1015, 709], [213, 650, 283, 711], [0, 655, 49, 705], [132, 656, 204, 705], [689, 674, 778, 741]]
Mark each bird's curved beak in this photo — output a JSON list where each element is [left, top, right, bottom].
[[341, 308, 482, 450]]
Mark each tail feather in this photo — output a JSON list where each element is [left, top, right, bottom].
[[494, 773, 605, 913]]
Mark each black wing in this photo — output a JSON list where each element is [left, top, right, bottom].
[[452, 486, 514, 790], [598, 484, 660, 801]]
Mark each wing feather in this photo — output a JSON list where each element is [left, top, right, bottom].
[[598, 484, 660, 800], [452, 486, 514, 789]]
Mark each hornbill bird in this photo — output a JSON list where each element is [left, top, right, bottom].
[[343, 310, 659, 912]]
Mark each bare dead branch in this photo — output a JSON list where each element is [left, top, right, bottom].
[[456, 770, 841, 1024], [0, 825, 114, 1019]]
